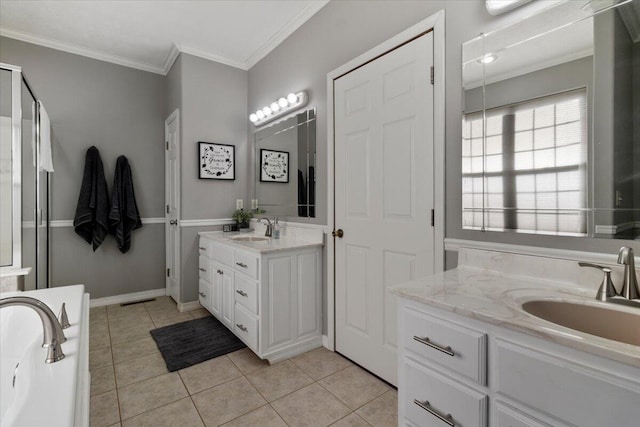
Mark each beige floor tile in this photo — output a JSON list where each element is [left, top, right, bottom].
[[221, 405, 287, 427], [355, 390, 397, 426], [151, 312, 194, 328], [292, 347, 353, 380], [109, 322, 154, 345], [227, 348, 269, 375], [192, 377, 266, 426], [107, 303, 148, 318], [246, 360, 314, 402], [91, 317, 110, 334], [112, 337, 160, 364], [115, 353, 168, 387], [121, 397, 204, 427], [90, 306, 108, 321], [91, 365, 116, 396], [90, 330, 112, 350], [146, 303, 183, 320], [319, 366, 390, 410], [330, 413, 371, 426], [109, 314, 154, 334], [90, 347, 114, 370], [189, 308, 211, 319], [90, 390, 120, 427], [117, 372, 188, 420], [271, 383, 351, 427], [143, 296, 176, 310], [179, 355, 242, 394]]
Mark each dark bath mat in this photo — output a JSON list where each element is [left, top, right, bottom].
[[150, 315, 246, 371]]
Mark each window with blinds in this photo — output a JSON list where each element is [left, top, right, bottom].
[[462, 88, 588, 235]]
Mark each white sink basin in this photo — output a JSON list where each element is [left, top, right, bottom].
[[230, 235, 270, 242], [522, 300, 640, 346]]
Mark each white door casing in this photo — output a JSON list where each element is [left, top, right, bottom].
[[334, 31, 435, 386], [165, 109, 181, 302]]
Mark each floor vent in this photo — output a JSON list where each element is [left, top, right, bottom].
[[120, 298, 156, 307]]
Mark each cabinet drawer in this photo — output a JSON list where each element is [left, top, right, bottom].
[[198, 238, 211, 257], [496, 339, 640, 427], [234, 274, 258, 315], [496, 404, 552, 427], [211, 242, 234, 266], [198, 256, 212, 283], [234, 303, 258, 350], [198, 280, 212, 310], [403, 306, 487, 384], [404, 358, 487, 427], [234, 250, 259, 279]]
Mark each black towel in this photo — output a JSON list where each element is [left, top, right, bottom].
[[73, 146, 109, 251], [109, 155, 142, 253]]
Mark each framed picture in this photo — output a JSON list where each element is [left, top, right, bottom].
[[260, 149, 289, 183], [199, 142, 235, 180]]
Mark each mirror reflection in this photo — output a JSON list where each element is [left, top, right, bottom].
[[254, 108, 316, 218], [462, 0, 640, 239]]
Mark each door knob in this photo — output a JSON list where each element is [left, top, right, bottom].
[[332, 229, 344, 238], [169, 219, 178, 225]]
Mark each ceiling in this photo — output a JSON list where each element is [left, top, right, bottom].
[[0, 0, 329, 75]]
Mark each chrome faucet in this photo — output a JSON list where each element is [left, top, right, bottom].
[[578, 262, 618, 301], [260, 217, 273, 237], [0, 296, 66, 363], [617, 246, 639, 300]]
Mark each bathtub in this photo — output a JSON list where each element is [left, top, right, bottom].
[[0, 285, 89, 427]]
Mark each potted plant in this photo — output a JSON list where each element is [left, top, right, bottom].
[[232, 209, 252, 229]]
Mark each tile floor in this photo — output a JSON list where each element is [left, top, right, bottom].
[[89, 296, 397, 427]]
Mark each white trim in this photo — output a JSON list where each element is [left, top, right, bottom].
[[177, 44, 247, 70], [244, 1, 330, 69], [322, 334, 330, 349], [23, 217, 166, 228], [141, 217, 165, 225], [443, 238, 634, 265], [162, 44, 181, 75], [89, 288, 166, 308], [177, 300, 202, 312], [0, 28, 166, 75], [326, 10, 447, 352], [179, 218, 234, 227]]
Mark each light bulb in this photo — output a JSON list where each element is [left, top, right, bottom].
[[287, 93, 298, 104], [270, 102, 280, 112], [249, 113, 258, 123], [278, 97, 288, 108], [256, 110, 265, 119], [262, 106, 272, 116]]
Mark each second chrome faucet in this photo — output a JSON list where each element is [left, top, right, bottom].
[[579, 246, 639, 303]]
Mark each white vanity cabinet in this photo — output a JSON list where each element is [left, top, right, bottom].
[[198, 234, 323, 363], [398, 298, 640, 427]]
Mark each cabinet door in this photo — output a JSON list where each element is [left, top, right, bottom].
[[210, 261, 223, 317], [221, 265, 235, 328]]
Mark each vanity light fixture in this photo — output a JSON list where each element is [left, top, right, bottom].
[[485, 0, 533, 15], [478, 53, 498, 64], [249, 91, 308, 127]]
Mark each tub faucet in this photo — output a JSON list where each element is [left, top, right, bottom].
[[617, 246, 639, 300], [261, 217, 273, 237], [0, 296, 66, 363]]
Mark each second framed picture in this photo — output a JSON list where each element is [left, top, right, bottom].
[[260, 149, 289, 183], [199, 142, 235, 180]]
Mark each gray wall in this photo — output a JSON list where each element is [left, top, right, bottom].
[[167, 53, 248, 303], [249, 0, 639, 267], [0, 37, 166, 298]]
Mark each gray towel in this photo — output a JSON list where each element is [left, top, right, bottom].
[[108, 155, 142, 253], [73, 146, 109, 251]]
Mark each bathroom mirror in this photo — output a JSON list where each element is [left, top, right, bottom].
[[254, 108, 316, 218], [462, 0, 640, 239]]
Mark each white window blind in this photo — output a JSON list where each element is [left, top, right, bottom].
[[462, 88, 588, 235]]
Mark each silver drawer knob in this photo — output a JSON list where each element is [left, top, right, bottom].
[[236, 290, 248, 297], [236, 323, 248, 332], [199, 292, 206, 298], [236, 262, 248, 268]]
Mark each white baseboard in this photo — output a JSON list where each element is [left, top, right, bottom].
[[177, 300, 202, 312], [89, 288, 167, 308], [322, 334, 332, 350]]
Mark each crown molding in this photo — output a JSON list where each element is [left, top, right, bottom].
[[162, 43, 181, 74], [176, 43, 248, 70], [244, 0, 329, 69], [0, 28, 166, 75]]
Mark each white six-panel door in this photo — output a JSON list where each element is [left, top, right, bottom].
[[334, 31, 435, 385], [165, 110, 180, 302]]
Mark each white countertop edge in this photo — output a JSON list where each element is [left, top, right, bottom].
[[198, 231, 323, 253]]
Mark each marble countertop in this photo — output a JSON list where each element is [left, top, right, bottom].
[[391, 265, 640, 367], [199, 230, 323, 254]]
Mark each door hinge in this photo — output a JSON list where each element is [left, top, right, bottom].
[[165, 141, 169, 150], [430, 66, 434, 85], [167, 268, 170, 277], [431, 209, 435, 227], [166, 204, 170, 214]]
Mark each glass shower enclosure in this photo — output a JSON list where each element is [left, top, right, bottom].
[[0, 63, 50, 290]]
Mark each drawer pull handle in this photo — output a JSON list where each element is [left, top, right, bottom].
[[199, 246, 206, 251], [413, 336, 454, 356], [236, 262, 248, 268], [236, 323, 248, 332], [236, 290, 248, 297], [199, 267, 206, 272], [217, 270, 223, 275], [199, 292, 206, 298], [413, 399, 455, 427]]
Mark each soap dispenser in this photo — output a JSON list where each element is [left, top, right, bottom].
[[273, 218, 280, 239]]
